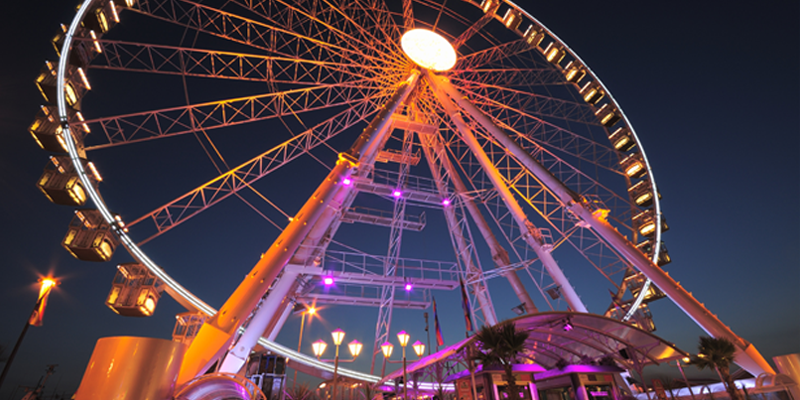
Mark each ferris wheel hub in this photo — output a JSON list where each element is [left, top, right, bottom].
[[400, 29, 456, 71]]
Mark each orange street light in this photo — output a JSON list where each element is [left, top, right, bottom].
[[294, 305, 318, 389], [0, 277, 60, 390]]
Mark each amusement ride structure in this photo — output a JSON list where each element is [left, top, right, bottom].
[[31, 0, 776, 397]]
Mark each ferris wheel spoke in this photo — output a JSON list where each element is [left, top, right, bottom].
[[127, 92, 390, 245], [232, 0, 406, 67], [462, 126, 633, 283], [455, 80, 598, 126], [345, 0, 406, 58], [130, 0, 393, 70], [402, 0, 414, 30], [86, 39, 383, 83], [451, 1, 499, 50], [460, 97, 620, 175], [449, 133, 629, 287], [449, 68, 567, 88], [457, 39, 532, 71], [79, 82, 381, 149], [473, 122, 633, 231]]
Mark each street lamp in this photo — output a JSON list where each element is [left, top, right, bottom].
[[331, 328, 345, 400], [397, 330, 410, 400], [312, 329, 362, 400], [0, 277, 59, 391], [381, 342, 394, 359], [412, 341, 425, 358], [294, 306, 316, 389], [312, 339, 328, 359]]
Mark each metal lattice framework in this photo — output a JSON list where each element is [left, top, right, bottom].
[[39, 0, 777, 389]]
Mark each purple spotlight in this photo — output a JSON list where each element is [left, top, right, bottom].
[[563, 321, 574, 332], [393, 190, 402, 198], [323, 276, 334, 286], [405, 283, 413, 291], [442, 198, 451, 207], [342, 177, 353, 186]]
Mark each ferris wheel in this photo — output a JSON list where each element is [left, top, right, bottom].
[[33, 0, 774, 390]]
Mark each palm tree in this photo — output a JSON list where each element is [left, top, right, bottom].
[[285, 382, 317, 400], [690, 336, 741, 400], [471, 322, 530, 400]]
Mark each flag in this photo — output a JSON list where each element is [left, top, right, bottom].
[[432, 296, 444, 346], [29, 279, 56, 327], [459, 278, 473, 332]]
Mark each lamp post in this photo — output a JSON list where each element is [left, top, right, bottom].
[[331, 328, 345, 400], [312, 330, 362, 400], [675, 357, 696, 400], [0, 278, 59, 391], [380, 333, 425, 400], [294, 306, 316, 389], [412, 341, 425, 397], [397, 331, 410, 400]]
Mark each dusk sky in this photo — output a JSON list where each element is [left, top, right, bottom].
[[1, 1, 797, 399]]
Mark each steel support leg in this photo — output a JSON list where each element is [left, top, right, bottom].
[[421, 128, 537, 314], [428, 72, 775, 376], [419, 131, 498, 326], [427, 72, 587, 313], [219, 270, 299, 373]]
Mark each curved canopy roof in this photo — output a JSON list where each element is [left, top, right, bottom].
[[379, 311, 688, 385]]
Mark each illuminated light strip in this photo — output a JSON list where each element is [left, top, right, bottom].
[[54, 0, 403, 385], [504, 0, 662, 320]]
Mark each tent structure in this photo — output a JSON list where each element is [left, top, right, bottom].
[[378, 312, 689, 389]]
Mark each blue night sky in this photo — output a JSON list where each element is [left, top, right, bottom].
[[1, 1, 797, 398]]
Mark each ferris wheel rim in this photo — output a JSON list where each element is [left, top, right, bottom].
[[51, 0, 665, 380]]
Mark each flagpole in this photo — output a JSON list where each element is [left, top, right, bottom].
[[424, 312, 431, 356]]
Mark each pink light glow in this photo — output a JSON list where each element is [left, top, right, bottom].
[[343, 177, 353, 186], [323, 277, 334, 286], [405, 283, 413, 291], [442, 198, 451, 206], [393, 190, 402, 198]]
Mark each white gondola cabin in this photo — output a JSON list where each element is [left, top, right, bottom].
[[37, 155, 101, 206], [173, 312, 207, 346], [62, 209, 120, 262], [29, 106, 89, 154], [106, 263, 164, 317]]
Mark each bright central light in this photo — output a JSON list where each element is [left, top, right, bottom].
[[401, 29, 457, 71]]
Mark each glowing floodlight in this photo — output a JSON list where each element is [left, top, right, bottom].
[[342, 177, 353, 186], [405, 283, 413, 292], [401, 29, 457, 72], [393, 190, 402, 198], [323, 276, 334, 286], [442, 198, 451, 206]]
